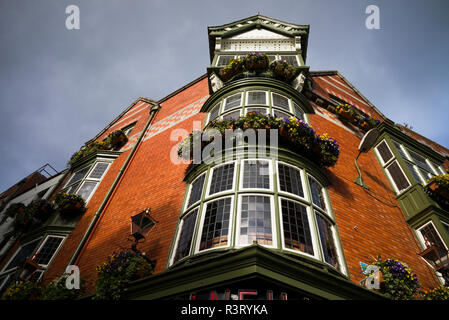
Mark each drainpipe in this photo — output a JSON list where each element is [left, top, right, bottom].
[[68, 104, 161, 266]]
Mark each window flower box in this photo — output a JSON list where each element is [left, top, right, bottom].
[[335, 104, 355, 122], [1, 281, 42, 300], [425, 174, 449, 207], [219, 58, 244, 81], [177, 112, 340, 167], [54, 193, 86, 217], [68, 140, 110, 167]]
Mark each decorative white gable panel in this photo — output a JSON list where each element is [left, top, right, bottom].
[[221, 39, 295, 52], [229, 29, 290, 40]]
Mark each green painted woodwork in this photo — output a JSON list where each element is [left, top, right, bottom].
[[124, 244, 385, 300]]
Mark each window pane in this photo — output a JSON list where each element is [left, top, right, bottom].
[[222, 110, 240, 120], [209, 103, 220, 121], [280, 55, 299, 67], [420, 223, 446, 249], [408, 150, 433, 172], [293, 102, 304, 121], [4, 240, 40, 271], [281, 199, 314, 255], [273, 109, 291, 119], [188, 174, 205, 207], [245, 107, 268, 115], [267, 55, 276, 63], [77, 181, 97, 201], [309, 178, 326, 210], [67, 182, 80, 194], [200, 198, 232, 250], [242, 160, 270, 189], [376, 141, 393, 164], [223, 93, 242, 111], [240, 196, 272, 246], [272, 93, 290, 111], [316, 213, 339, 268], [392, 141, 408, 160], [88, 162, 109, 179], [216, 55, 234, 67], [386, 161, 410, 192], [66, 166, 90, 186], [174, 209, 198, 261], [33, 236, 64, 265], [278, 164, 304, 198], [247, 91, 267, 105], [404, 160, 423, 184], [209, 163, 235, 195]]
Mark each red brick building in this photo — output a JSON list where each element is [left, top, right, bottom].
[[1, 15, 449, 300]]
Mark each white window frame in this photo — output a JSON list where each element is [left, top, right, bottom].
[[278, 196, 319, 260], [276, 161, 308, 203], [416, 221, 448, 251], [32, 235, 66, 268], [184, 173, 206, 211], [235, 193, 277, 249], [246, 90, 268, 106], [223, 92, 243, 112], [271, 92, 292, 113], [171, 208, 199, 265], [314, 210, 343, 270], [220, 109, 242, 120], [384, 160, 412, 194], [239, 159, 273, 191], [205, 161, 237, 198], [194, 196, 235, 254], [1, 238, 42, 273], [215, 54, 244, 67], [307, 174, 330, 214], [374, 139, 395, 167], [208, 102, 222, 123]]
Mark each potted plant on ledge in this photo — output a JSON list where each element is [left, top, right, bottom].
[[425, 174, 449, 207], [54, 192, 86, 217]]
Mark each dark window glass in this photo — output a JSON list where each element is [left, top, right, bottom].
[[77, 181, 97, 201], [272, 93, 290, 111], [408, 150, 433, 173], [174, 209, 198, 261], [242, 160, 270, 189], [188, 174, 205, 207], [223, 93, 242, 111], [247, 91, 267, 105], [278, 164, 304, 198], [376, 141, 393, 164], [403, 160, 422, 183], [4, 240, 40, 271], [281, 199, 314, 255], [309, 178, 326, 210], [209, 163, 235, 195], [222, 110, 240, 120], [245, 107, 268, 115], [88, 162, 109, 179], [240, 196, 272, 245], [66, 166, 90, 186], [33, 236, 64, 265], [420, 223, 446, 249], [217, 55, 234, 67], [293, 102, 304, 121], [386, 161, 410, 192], [273, 110, 291, 119], [392, 141, 408, 160], [316, 213, 339, 268], [209, 103, 220, 120], [280, 55, 299, 67], [200, 198, 232, 250]]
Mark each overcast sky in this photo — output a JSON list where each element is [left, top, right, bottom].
[[0, 0, 448, 193]]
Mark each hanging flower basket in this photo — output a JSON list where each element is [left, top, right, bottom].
[[244, 52, 269, 72], [269, 60, 297, 81], [335, 104, 355, 121], [54, 193, 86, 217], [93, 250, 153, 300], [425, 175, 449, 207], [363, 256, 420, 300], [104, 130, 128, 150], [219, 58, 244, 81]]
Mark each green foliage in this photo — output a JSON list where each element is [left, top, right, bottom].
[[54, 192, 86, 216], [421, 285, 449, 300], [93, 250, 153, 300], [39, 274, 86, 300], [1, 281, 42, 300], [364, 257, 420, 300], [427, 174, 449, 190], [269, 59, 297, 81]]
